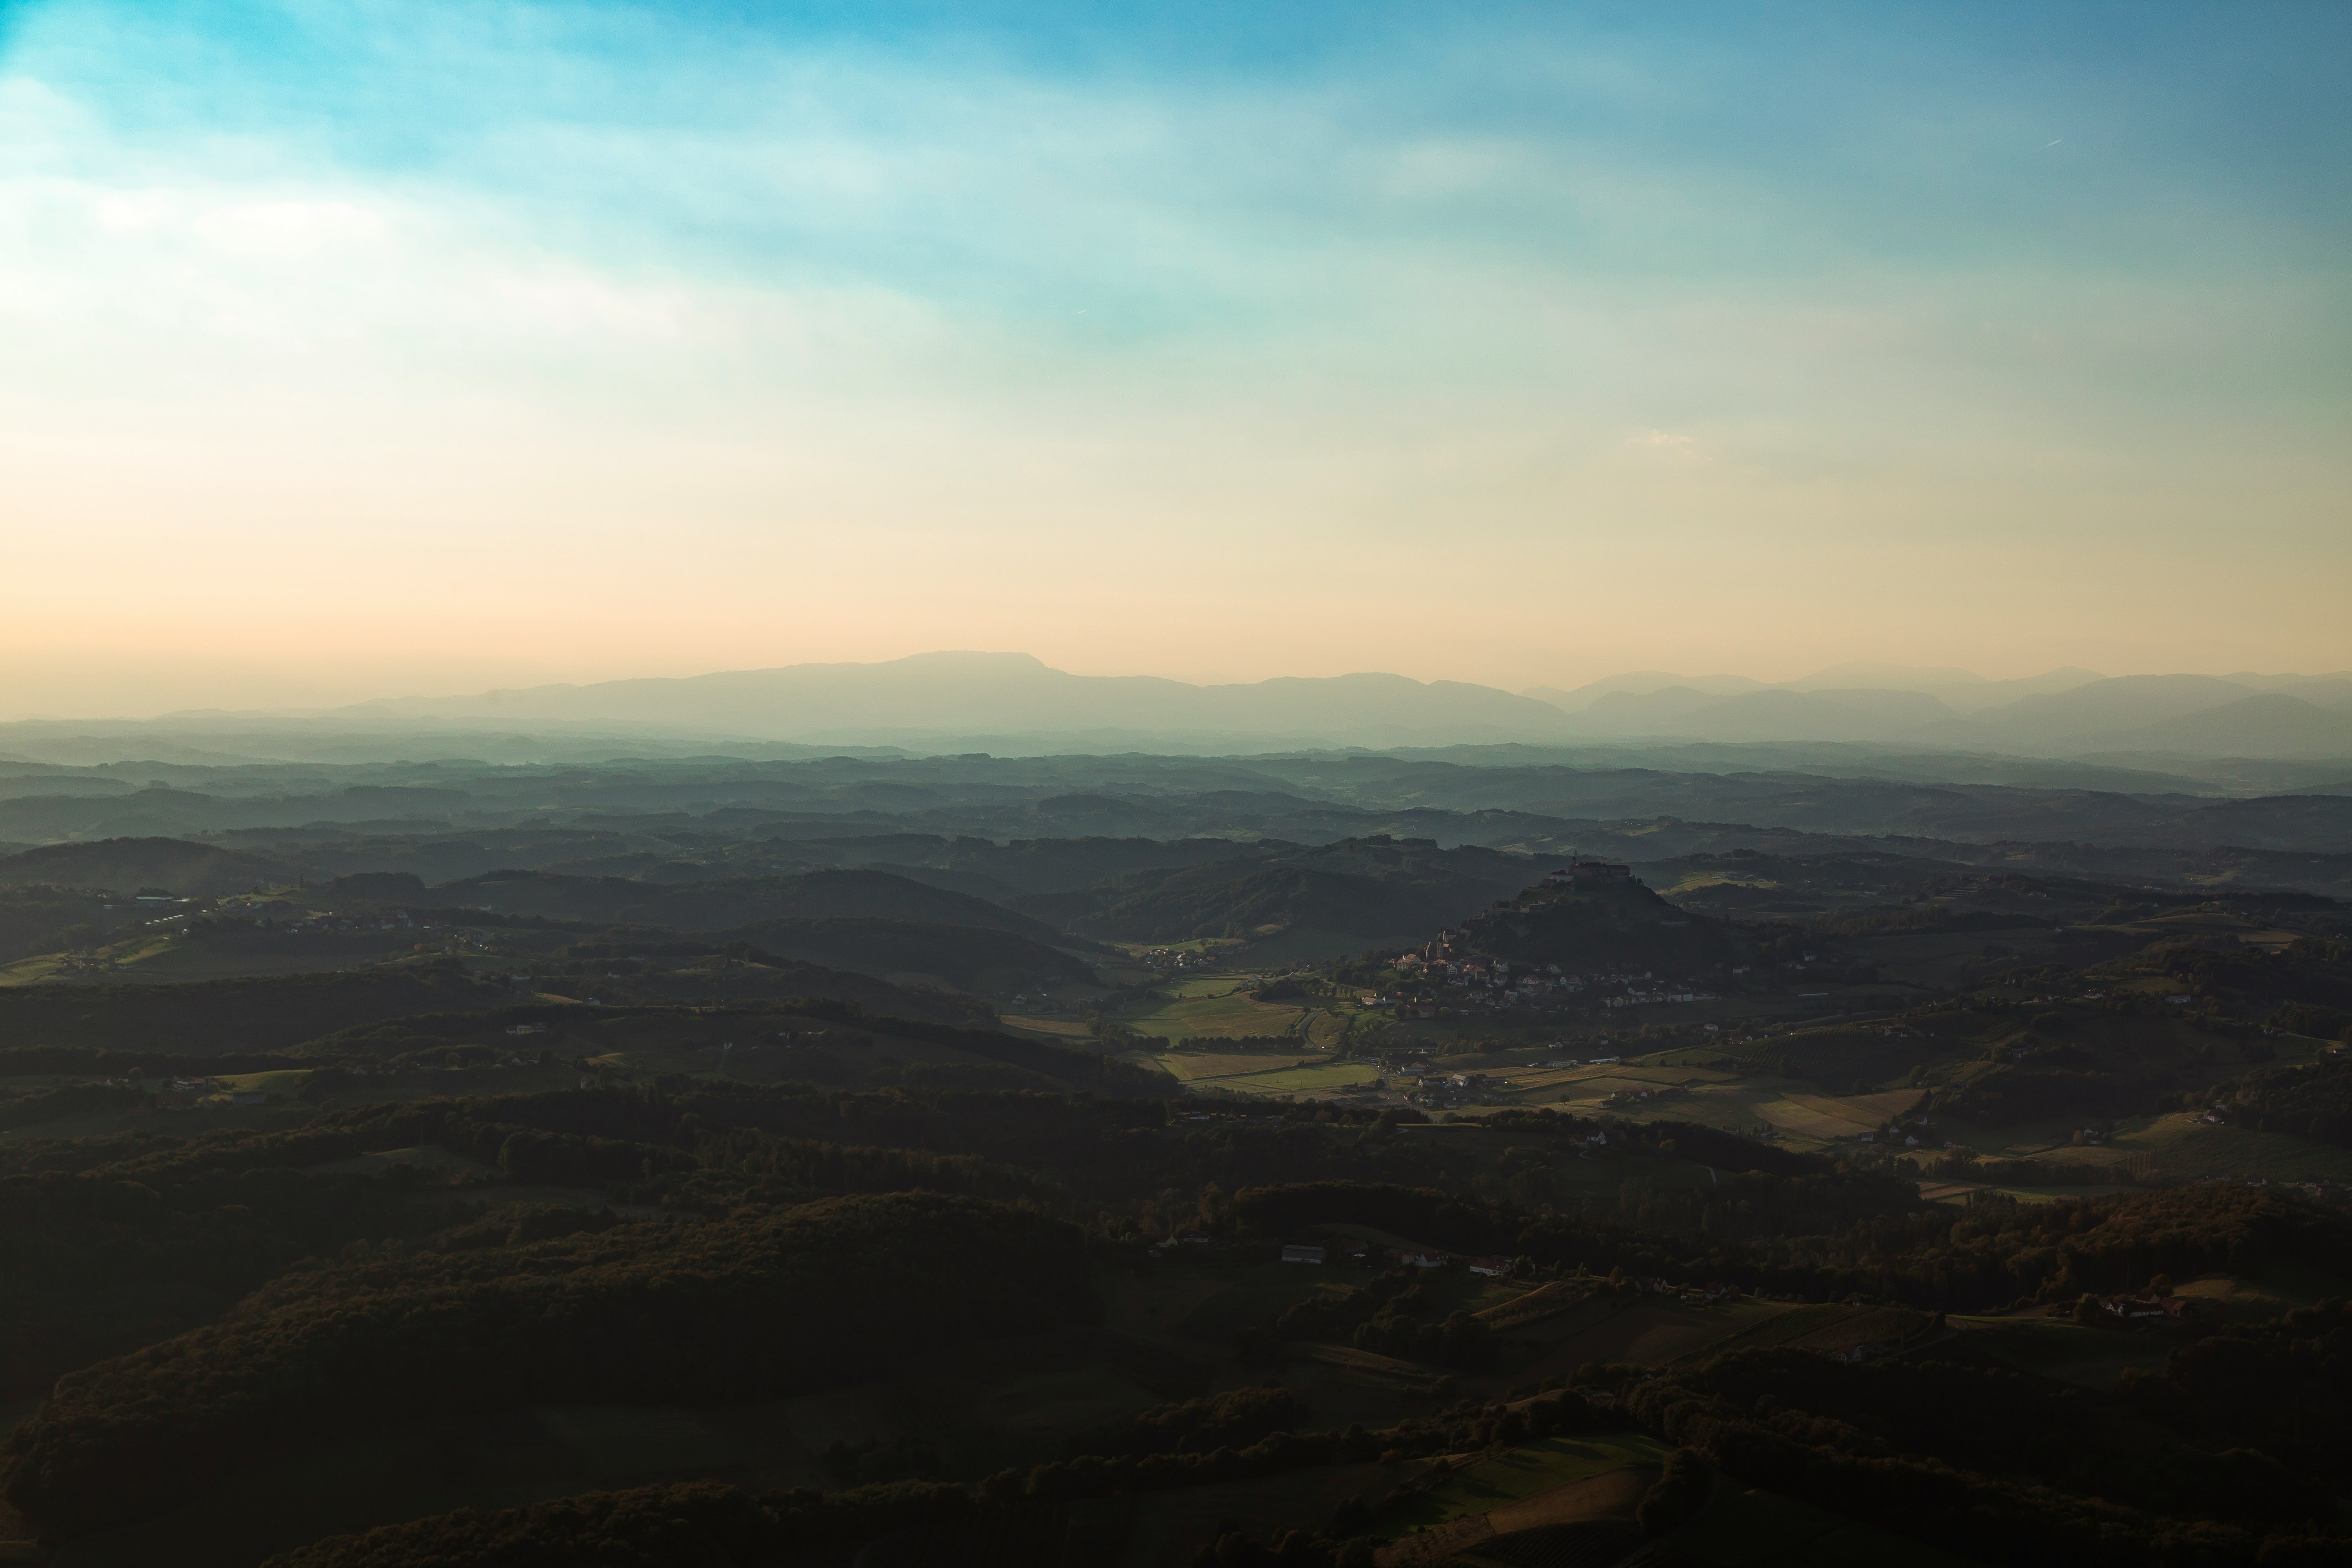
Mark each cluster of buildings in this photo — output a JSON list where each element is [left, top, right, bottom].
[[1136, 947, 1214, 972], [1602, 986, 1716, 1009], [1394, 946, 1583, 997], [1388, 912, 1712, 1019]]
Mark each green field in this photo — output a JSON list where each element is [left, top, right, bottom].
[[0, 932, 178, 987], [1213, 1063, 1382, 1096], [1119, 980, 1306, 1042], [998, 1013, 1098, 1041], [1127, 1049, 1328, 1082]]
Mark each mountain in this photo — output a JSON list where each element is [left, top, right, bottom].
[[2092, 694, 2352, 759], [1784, 664, 2106, 711], [18, 656, 2352, 761], [1575, 686, 1726, 726], [1523, 672, 1772, 711], [0, 837, 291, 896], [1526, 665, 2106, 716], [1532, 671, 2352, 757], [1661, 688, 1961, 743], [1979, 674, 2268, 748], [1549, 687, 1961, 743], [339, 652, 1581, 748]]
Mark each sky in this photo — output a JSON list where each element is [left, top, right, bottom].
[[1, 0, 2348, 717]]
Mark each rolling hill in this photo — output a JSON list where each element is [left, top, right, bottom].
[[1021, 837, 1543, 942], [0, 836, 291, 895], [412, 867, 1070, 939], [715, 917, 1097, 992]]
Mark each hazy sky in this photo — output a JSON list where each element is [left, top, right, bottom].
[[2, 0, 2348, 717]]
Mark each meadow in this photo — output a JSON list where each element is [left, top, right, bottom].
[[1117, 976, 1307, 1042]]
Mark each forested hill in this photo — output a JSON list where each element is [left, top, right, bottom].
[[715, 916, 1096, 991], [0, 965, 508, 1052], [1454, 876, 1735, 975], [0, 835, 288, 895], [1017, 836, 1542, 941], [410, 866, 1070, 938]]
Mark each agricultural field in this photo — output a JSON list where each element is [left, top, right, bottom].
[[1511, 1295, 1781, 1380], [0, 931, 179, 987], [1936, 1106, 2352, 1185], [1126, 1049, 1331, 1083], [1376, 1433, 1667, 1532], [1684, 1303, 1935, 1361], [1214, 1062, 1383, 1096], [1279, 1343, 1454, 1417], [1741, 1089, 1915, 1140], [997, 1011, 1096, 1041], [1452, 1062, 1902, 1152], [1117, 977, 1307, 1042]]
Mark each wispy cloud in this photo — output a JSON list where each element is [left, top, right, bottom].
[[1, 0, 2346, 712]]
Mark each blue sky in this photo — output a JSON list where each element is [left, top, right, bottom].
[[2, 1, 2346, 713]]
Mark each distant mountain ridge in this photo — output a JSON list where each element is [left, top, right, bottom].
[[337, 651, 1579, 748], [1523, 670, 2352, 756], [8, 655, 2350, 762], [320, 653, 2352, 759]]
